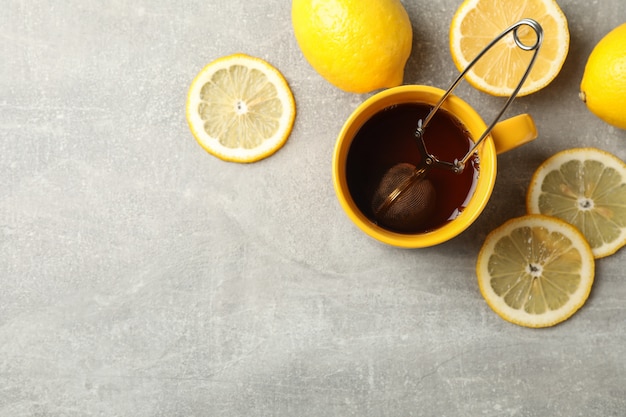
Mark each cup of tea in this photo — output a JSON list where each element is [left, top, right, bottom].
[[332, 84, 537, 248]]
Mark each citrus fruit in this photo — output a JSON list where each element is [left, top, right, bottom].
[[449, 0, 569, 97], [476, 215, 595, 328], [527, 147, 626, 259], [186, 53, 296, 163], [580, 23, 626, 130], [291, 0, 412, 94]]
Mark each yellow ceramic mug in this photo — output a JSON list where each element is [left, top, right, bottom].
[[332, 85, 537, 248]]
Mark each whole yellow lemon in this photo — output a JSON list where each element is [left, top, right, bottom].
[[580, 23, 626, 130], [292, 0, 413, 94]]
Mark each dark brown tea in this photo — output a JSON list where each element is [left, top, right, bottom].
[[345, 102, 480, 234]]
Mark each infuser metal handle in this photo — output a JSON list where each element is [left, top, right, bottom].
[[416, 18, 544, 173]]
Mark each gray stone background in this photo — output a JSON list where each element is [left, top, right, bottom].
[[1, 1, 626, 416]]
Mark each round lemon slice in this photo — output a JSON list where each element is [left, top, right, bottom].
[[527, 147, 626, 258], [186, 53, 296, 163], [477, 215, 595, 328], [449, 0, 569, 97]]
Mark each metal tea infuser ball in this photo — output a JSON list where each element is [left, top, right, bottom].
[[372, 18, 544, 232]]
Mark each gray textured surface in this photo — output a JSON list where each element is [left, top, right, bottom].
[[2, 1, 626, 416]]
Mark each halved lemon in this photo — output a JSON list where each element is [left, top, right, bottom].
[[477, 215, 595, 328], [449, 0, 569, 96], [527, 147, 626, 258], [186, 53, 296, 163]]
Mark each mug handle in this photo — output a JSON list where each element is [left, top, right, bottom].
[[490, 113, 538, 155]]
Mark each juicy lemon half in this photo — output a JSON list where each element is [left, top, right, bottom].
[[449, 0, 569, 97], [477, 215, 595, 328], [527, 147, 626, 258], [186, 53, 296, 163]]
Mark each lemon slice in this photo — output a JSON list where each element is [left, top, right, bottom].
[[476, 215, 595, 328], [449, 0, 569, 97], [186, 53, 296, 163], [527, 147, 626, 258]]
